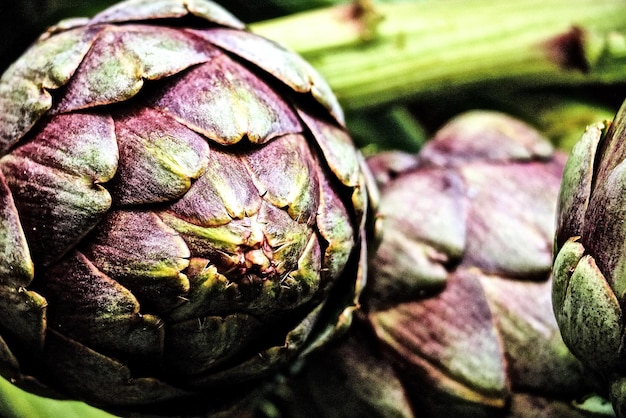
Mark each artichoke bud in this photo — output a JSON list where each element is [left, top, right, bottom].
[[278, 111, 595, 418], [0, 0, 370, 414], [365, 111, 563, 306], [365, 111, 589, 416], [553, 99, 626, 417]]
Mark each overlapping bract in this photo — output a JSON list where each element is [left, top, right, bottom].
[[0, 0, 368, 414], [553, 100, 626, 418], [365, 112, 591, 417]]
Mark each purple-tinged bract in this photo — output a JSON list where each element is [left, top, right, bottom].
[[0, 0, 369, 414]]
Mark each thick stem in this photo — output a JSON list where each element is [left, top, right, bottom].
[[250, 0, 626, 111]]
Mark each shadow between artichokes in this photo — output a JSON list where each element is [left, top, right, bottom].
[[0, 0, 371, 415], [268, 111, 607, 418]]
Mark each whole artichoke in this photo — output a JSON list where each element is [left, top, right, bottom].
[[272, 111, 600, 417], [0, 0, 369, 414], [553, 101, 626, 417]]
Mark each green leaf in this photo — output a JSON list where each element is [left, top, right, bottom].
[[0, 375, 116, 418]]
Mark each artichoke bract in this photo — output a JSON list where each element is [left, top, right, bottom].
[[275, 111, 598, 417], [0, 0, 369, 414], [553, 100, 626, 417]]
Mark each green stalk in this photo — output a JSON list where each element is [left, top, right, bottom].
[[250, 0, 626, 111]]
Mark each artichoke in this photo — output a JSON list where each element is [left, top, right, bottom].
[[0, 0, 369, 415], [272, 111, 599, 417], [553, 101, 626, 417]]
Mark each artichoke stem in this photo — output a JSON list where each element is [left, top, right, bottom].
[[251, 0, 626, 111]]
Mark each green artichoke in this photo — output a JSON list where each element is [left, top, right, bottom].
[[273, 111, 600, 417], [553, 101, 626, 417], [0, 0, 369, 415]]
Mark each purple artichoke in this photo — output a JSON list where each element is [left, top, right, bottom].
[[0, 0, 369, 414], [553, 100, 626, 417]]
